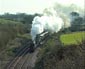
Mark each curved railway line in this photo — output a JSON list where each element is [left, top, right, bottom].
[[4, 33, 51, 69], [6, 41, 36, 69]]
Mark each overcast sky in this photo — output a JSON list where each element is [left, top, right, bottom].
[[0, 0, 84, 14]]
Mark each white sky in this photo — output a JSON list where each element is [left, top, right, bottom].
[[0, 0, 84, 14]]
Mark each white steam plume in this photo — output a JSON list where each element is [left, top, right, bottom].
[[31, 8, 70, 44]]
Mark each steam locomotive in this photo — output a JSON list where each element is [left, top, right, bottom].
[[29, 31, 50, 53]]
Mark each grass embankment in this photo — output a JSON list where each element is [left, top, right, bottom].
[[60, 31, 85, 45]]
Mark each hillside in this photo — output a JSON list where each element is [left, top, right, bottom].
[[0, 18, 30, 69], [34, 31, 85, 69], [0, 19, 27, 49]]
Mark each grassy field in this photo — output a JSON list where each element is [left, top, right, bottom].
[[60, 31, 85, 45]]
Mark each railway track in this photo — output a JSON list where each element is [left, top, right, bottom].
[[6, 41, 31, 69]]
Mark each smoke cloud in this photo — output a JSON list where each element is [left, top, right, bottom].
[[31, 8, 70, 44]]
